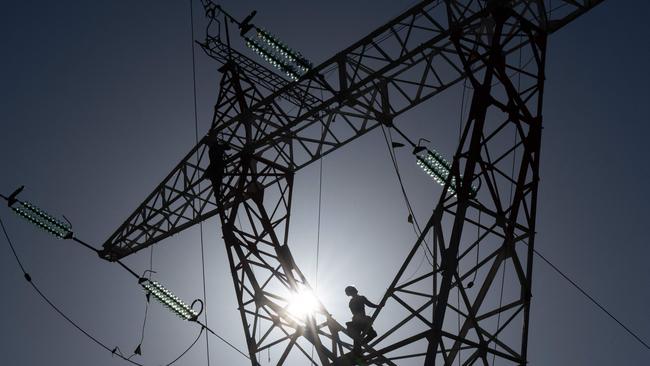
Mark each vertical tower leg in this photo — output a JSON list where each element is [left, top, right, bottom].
[[366, 3, 548, 365], [422, 4, 547, 365]]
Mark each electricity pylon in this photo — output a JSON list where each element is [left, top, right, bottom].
[[98, 1, 604, 364]]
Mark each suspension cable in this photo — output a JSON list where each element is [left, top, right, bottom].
[[310, 120, 325, 362], [531, 246, 650, 350], [379, 125, 434, 267], [1, 212, 251, 363], [0, 216, 144, 366], [0, 192, 250, 361], [315, 126, 324, 291], [189, 1, 212, 364], [457, 76, 467, 366]]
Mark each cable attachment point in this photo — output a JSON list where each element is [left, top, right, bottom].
[[239, 10, 257, 36], [189, 298, 205, 322], [141, 269, 157, 279], [7, 185, 24, 207], [412, 138, 430, 155]]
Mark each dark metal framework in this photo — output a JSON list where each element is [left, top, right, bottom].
[[98, 1, 603, 364]]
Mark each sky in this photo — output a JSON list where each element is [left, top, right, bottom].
[[1, 1, 649, 365]]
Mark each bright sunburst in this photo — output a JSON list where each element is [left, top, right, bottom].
[[287, 288, 319, 320]]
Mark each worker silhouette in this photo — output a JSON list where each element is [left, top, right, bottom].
[[345, 286, 379, 353]]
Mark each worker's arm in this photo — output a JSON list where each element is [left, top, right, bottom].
[[363, 296, 379, 308]]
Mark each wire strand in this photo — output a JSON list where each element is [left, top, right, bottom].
[[311, 120, 325, 362], [532, 246, 650, 350], [189, 1, 211, 364], [164, 327, 205, 366], [134, 298, 149, 355], [379, 125, 435, 267], [1, 214, 251, 363], [132, 239, 155, 360], [0, 216, 145, 366], [315, 126, 324, 291], [202, 325, 251, 359]]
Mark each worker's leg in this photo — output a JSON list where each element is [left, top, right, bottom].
[[365, 327, 377, 341]]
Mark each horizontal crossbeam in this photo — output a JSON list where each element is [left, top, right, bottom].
[[100, 0, 603, 260]]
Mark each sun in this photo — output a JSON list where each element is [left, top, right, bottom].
[[287, 288, 320, 320]]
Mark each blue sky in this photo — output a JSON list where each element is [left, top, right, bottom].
[[1, 1, 648, 365]]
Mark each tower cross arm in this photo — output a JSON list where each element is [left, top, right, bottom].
[[99, 0, 604, 261]]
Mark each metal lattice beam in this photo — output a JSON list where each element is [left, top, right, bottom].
[[99, 0, 602, 260], [97, 1, 604, 365]]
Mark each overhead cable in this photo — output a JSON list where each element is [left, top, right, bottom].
[[379, 125, 435, 266], [0, 216, 145, 366], [0, 191, 250, 361], [531, 246, 650, 350], [189, 0, 212, 364]]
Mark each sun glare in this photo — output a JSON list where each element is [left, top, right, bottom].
[[287, 289, 319, 319]]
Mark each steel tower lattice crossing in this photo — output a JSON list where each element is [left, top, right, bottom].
[[97, 1, 604, 364]]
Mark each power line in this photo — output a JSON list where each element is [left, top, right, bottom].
[[202, 325, 250, 359], [379, 124, 435, 267], [311, 120, 325, 362], [531, 246, 650, 350], [0, 216, 145, 366], [189, 0, 212, 365], [376, 118, 650, 353], [457, 74, 469, 366], [132, 292, 149, 359], [315, 134, 323, 292], [1, 213, 250, 364], [0, 198, 251, 361], [164, 328, 204, 366], [132, 234, 155, 360], [313, 118, 325, 291]]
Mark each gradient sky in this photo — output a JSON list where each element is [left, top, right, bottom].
[[1, 1, 649, 365]]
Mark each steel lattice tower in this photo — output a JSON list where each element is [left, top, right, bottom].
[[97, 1, 604, 364]]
